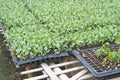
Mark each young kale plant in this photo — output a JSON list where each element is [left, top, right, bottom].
[[95, 43, 120, 66]]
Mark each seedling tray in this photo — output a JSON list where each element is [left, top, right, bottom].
[[0, 22, 69, 67], [6, 38, 69, 67], [11, 51, 69, 68], [8, 41, 69, 68], [72, 44, 120, 78]]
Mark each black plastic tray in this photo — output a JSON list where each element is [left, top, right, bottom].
[[72, 44, 120, 78], [0, 22, 5, 38], [11, 52, 69, 67], [6, 42, 69, 68], [12, 52, 69, 68], [0, 22, 69, 67], [0, 22, 7, 53]]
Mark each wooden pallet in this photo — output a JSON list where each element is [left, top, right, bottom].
[[20, 56, 120, 80], [20, 56, 94, 80]]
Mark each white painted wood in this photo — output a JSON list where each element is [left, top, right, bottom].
[[42, 71, 51, 80], [41, 63, 60, 80], [53, 67, 69, 80], [77, 74, 93, 80], [69, 69, 88, 80], [55, 66, 84, 75], [108, 77, 120, 80], [21, 60, 79, 75], [24, 75, 48, 80], [50, 60, 79, 69], [21, 67, 43, 75], [0, 30, 3, 32]]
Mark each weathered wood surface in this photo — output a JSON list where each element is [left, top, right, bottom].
[[21, 56, 120, 80], [22, 60, 93, 80]]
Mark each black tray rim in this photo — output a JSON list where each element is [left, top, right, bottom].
[[13, 52, 69, 67], [0, 22, 69, 68], [72, 44, 120, 78]]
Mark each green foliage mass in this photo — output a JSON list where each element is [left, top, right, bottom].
[[0, 0, 120, 59]]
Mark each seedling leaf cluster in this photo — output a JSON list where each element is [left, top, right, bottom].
[[95, 43, 120, 66], [0, 0, 120, 59]]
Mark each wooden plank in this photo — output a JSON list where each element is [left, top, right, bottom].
[[24, 75, 48, 80], [41, 63, 60, 80], [21, 60, 79, 75], [42, 71, 51, 80], [0, 30, 3, 32], [69, 69, 88, 80], [77, 74, 93, 80], [108, 77, 120, 80], [53, 67, 69, 80], [51, 63, 69, 80], [21, 67, 43, 75], [50, 60, 79, 69], [55, 66, 84, 75]]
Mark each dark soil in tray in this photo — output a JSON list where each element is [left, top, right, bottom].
[[72, 44, 120, 78], [80, 48, 120, 72]]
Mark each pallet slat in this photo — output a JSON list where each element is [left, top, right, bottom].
[[50, 60, 79, 68], [55, 66, 84, 75], [20, 55, 120, 80], [53, 67, 69, 80], [41, 63, 60, 80], [108, 77, 120, 80], [21, 67, 43, 75], [21, 60, 79, 75], [77, 74, 93, 80], [24, 75, 48, 80], [69, 69, 88, 80]]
